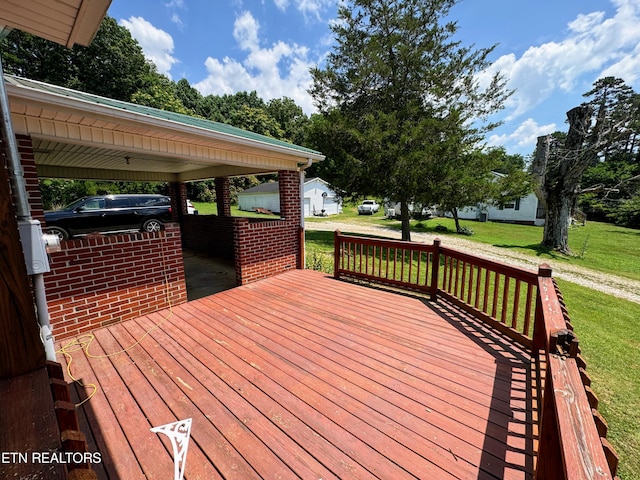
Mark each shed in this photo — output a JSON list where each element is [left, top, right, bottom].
[[239, 177, 342, 216]]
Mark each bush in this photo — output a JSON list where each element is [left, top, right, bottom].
[[608, 194, 640, 229], [457, 226, 475, 236], [305, 248, 333, 274], [434, 224, 449, 232]]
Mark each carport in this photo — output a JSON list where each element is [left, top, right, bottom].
[[4, 75, 324, 340]]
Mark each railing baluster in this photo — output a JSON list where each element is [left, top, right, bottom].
[[492, 273, 500, 317], [385, 247, 390, 279], [460, 260, 467, 300], [501, 276, 510, 324], [523, 283, 534, 337], [483, 269, 490, 313], [512, 279, 521, 329], [474, 265, 481, 308]]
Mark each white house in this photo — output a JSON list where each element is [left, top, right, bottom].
[[446, 172, 546, 226], [238, 177, 342, 217]]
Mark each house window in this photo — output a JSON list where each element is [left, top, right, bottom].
[[515, 198, 520, 211]]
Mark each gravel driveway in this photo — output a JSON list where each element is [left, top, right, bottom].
[[307, 221, 640, 305]]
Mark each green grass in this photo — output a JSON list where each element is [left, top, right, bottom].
[[305, 230, 640, 479], [308, 205, 640, 282], [192, 201, 278, 219], [556, 280, 640, 480]]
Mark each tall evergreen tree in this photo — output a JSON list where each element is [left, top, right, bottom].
[[309, 0, 511, 240]]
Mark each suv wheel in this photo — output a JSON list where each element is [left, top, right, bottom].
[[141, 218, 163, 233], [47, 226, 69, 241]]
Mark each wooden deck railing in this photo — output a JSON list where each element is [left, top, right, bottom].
[[334, 231, 538, 347], [333, 231, 619, 479]]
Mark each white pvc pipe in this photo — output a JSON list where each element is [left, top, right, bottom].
[[33, 274, 56, 361]]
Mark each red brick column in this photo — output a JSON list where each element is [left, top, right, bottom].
[[215, 177, 231, 216], [169, 181, 189, 221], [16, 135, 45, 223], [278, 170, 301, 221]]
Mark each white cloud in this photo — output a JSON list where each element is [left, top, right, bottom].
[[273, 0, 289, 11], [119, 17, 179, 78], [488, 118, 557, 149], [164, 0, 186, 30], [194, 11, 318, 114], [490, 0, 640, 121], [273, 0, 333, 20]]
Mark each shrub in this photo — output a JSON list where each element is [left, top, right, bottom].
[[457, 226, 474, 236]]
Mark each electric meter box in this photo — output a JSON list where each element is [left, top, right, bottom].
[[18, 219, 52, 274]]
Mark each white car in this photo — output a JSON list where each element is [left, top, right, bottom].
[[357, 199, 379, 215], [187, 200, 198, 215]]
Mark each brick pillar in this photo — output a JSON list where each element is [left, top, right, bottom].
[[215, 177, 231, 216], [169, 181, 188, 221], [16, 135, 45, 224], [278, 170, 301, 222]]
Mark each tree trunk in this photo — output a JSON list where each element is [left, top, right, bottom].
[[542, 193, 573, 254], [451, 207, 462, 233], [532, 106, 593, 255], [400, 200, 411, 241]]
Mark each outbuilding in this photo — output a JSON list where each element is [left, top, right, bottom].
[[239, 177, 342, 217]]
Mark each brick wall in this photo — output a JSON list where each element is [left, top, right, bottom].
[[45, 223, 187, 340], [234, 170, 302, 285], [234, 218, 300, 284], [16, 135, 45, 223], [181, 214, 236, 260]]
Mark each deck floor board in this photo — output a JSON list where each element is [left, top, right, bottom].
[[58, 269, 536, 479]]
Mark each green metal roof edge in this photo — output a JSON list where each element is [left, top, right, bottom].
[[6, 75, 323, 157]]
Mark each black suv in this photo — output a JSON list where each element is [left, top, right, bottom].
[[44, 194, 172, 240]]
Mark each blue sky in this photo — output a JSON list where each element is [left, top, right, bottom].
[[107, 0, 640, 157]]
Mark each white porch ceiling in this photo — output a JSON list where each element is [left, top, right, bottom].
[[0, 0, 111, 47]]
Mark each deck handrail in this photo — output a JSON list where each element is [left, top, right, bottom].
[[334, 231, 538, 347], [533, 272, 618, 480], [333, 231, 619, 479]]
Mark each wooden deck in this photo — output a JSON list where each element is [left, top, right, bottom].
[[58, 269, 537, 479]]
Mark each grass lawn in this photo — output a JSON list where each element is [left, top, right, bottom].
[[307, 203, 640, 282], [557, 280, 640, 480], [191, 201, 277, 219], [304, 228, 640, 479]]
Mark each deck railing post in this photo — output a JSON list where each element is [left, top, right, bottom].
[[334, 230, 341, 279], [535, 366, 563, 480], [430, 238, 441, 300], [533, 263, 553, 352]]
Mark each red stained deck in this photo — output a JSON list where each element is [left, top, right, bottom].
[[58, 269, 537, 479]]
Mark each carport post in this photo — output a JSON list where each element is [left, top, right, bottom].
[[215, 177, 232, 216]]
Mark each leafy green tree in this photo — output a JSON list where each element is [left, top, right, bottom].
[[175, 78, 205, 115], [131, 76, 192, 114], [426, 147, 532, 232], [266, 97, 309, 145], [1, 16, 153, 101], [309, 0, 511, 240], [577, 77, 640, 226]]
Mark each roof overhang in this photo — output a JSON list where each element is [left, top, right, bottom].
[[0, 0, 111, 47], [5, 77, 324, 182]]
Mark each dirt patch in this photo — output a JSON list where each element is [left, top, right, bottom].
[[307, 221, 640, 305]]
